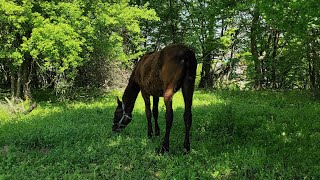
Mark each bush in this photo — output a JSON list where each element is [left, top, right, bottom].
[[75, 59, 131, 90]]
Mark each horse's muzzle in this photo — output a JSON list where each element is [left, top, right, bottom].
[[112, 124, 124, 132]]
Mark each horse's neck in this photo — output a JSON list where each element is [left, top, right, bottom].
[[122, 80, 140, 115]]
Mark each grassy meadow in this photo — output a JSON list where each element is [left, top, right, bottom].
[[0, 90, 320, 179]]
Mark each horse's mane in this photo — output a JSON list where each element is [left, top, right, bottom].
[[133, 51, 155, 65]]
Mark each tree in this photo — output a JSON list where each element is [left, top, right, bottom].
[[0, 0, 158, 98]]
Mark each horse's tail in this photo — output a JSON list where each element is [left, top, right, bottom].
[[183, 49, 197, 82], [163, 46, 197, 101]]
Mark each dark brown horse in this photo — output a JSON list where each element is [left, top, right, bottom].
[[112, 44, 197, 153]]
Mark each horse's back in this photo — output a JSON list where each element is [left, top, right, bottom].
[[132, 44, 196, 97]]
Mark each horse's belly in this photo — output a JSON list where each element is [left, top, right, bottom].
[[142, 81, 163, 97]]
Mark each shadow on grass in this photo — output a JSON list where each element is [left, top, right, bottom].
[[0, 90, 319, 178]]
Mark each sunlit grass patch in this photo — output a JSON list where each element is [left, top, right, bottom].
[[0, 90, 320, 178], [0, 103, 11, 123]]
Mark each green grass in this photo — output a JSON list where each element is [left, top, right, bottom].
[[1, 90, 320, 179]]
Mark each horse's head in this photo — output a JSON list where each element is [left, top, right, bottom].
[[112, 97, 132, 132]]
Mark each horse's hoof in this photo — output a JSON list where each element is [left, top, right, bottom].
[[183, 148, 190, 155], [156, 146, 169, 154], [112, 128, 122, 133], [148, 134, 153, 139]]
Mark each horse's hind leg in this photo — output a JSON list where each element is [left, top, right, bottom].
[[153, 96, 160, 136], [142, 92, 153, 138], [160, 99, 173, 153], [182, 74, 196, 153]]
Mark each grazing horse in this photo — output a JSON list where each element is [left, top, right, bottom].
[[112, 44, 197, 153]]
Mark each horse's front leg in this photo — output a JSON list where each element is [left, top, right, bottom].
[[142, 92, 153, 138], [160, 99, 173, 153]]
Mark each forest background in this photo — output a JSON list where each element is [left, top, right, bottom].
[[1, 0, 319, 100]]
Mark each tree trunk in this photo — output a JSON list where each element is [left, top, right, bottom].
[[250, 9, 262, 90], [308, 29, 320, 99], [271, 30, 279, 89], [10, 69, 16, 98], [309, 59, 315, 90], [16, 66, 22, 99], [199, 51, 213, 88], [22, 57, 32, 99], [226, 29, 239, 81], [311, 43, 320, 99], [264, 32, 273, 88]]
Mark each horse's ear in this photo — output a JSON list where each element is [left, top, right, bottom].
[[117, 97, 122, 106]]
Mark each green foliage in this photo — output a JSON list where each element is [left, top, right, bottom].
[[23, 22, 84, 75], [93, 0, 158, 61], [261, 0, 320, 37], [1, 0, 319, 94], [0, 0, 159, 95], [0, 90, 320, 178], [130, 0, 319, 91], [0, 104, 11, 122], [0, 0, 27, 67]]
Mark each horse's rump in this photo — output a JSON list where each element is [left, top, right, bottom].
[[132, 44, 196, 98]]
